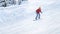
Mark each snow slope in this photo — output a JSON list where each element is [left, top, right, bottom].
[[0, 0, 60, 34]]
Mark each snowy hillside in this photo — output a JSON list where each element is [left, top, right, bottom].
[[0, 0, 60, 34]]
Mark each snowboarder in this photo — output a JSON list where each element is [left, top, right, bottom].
[[35, 7, 42, 20]]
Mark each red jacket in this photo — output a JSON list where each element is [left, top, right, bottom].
[[36, 8, 41, 13]]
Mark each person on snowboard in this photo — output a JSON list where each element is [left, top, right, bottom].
[[35, 7, 42, 20]]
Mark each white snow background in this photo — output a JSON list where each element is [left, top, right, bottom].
[[0, 0, 60, 34]]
